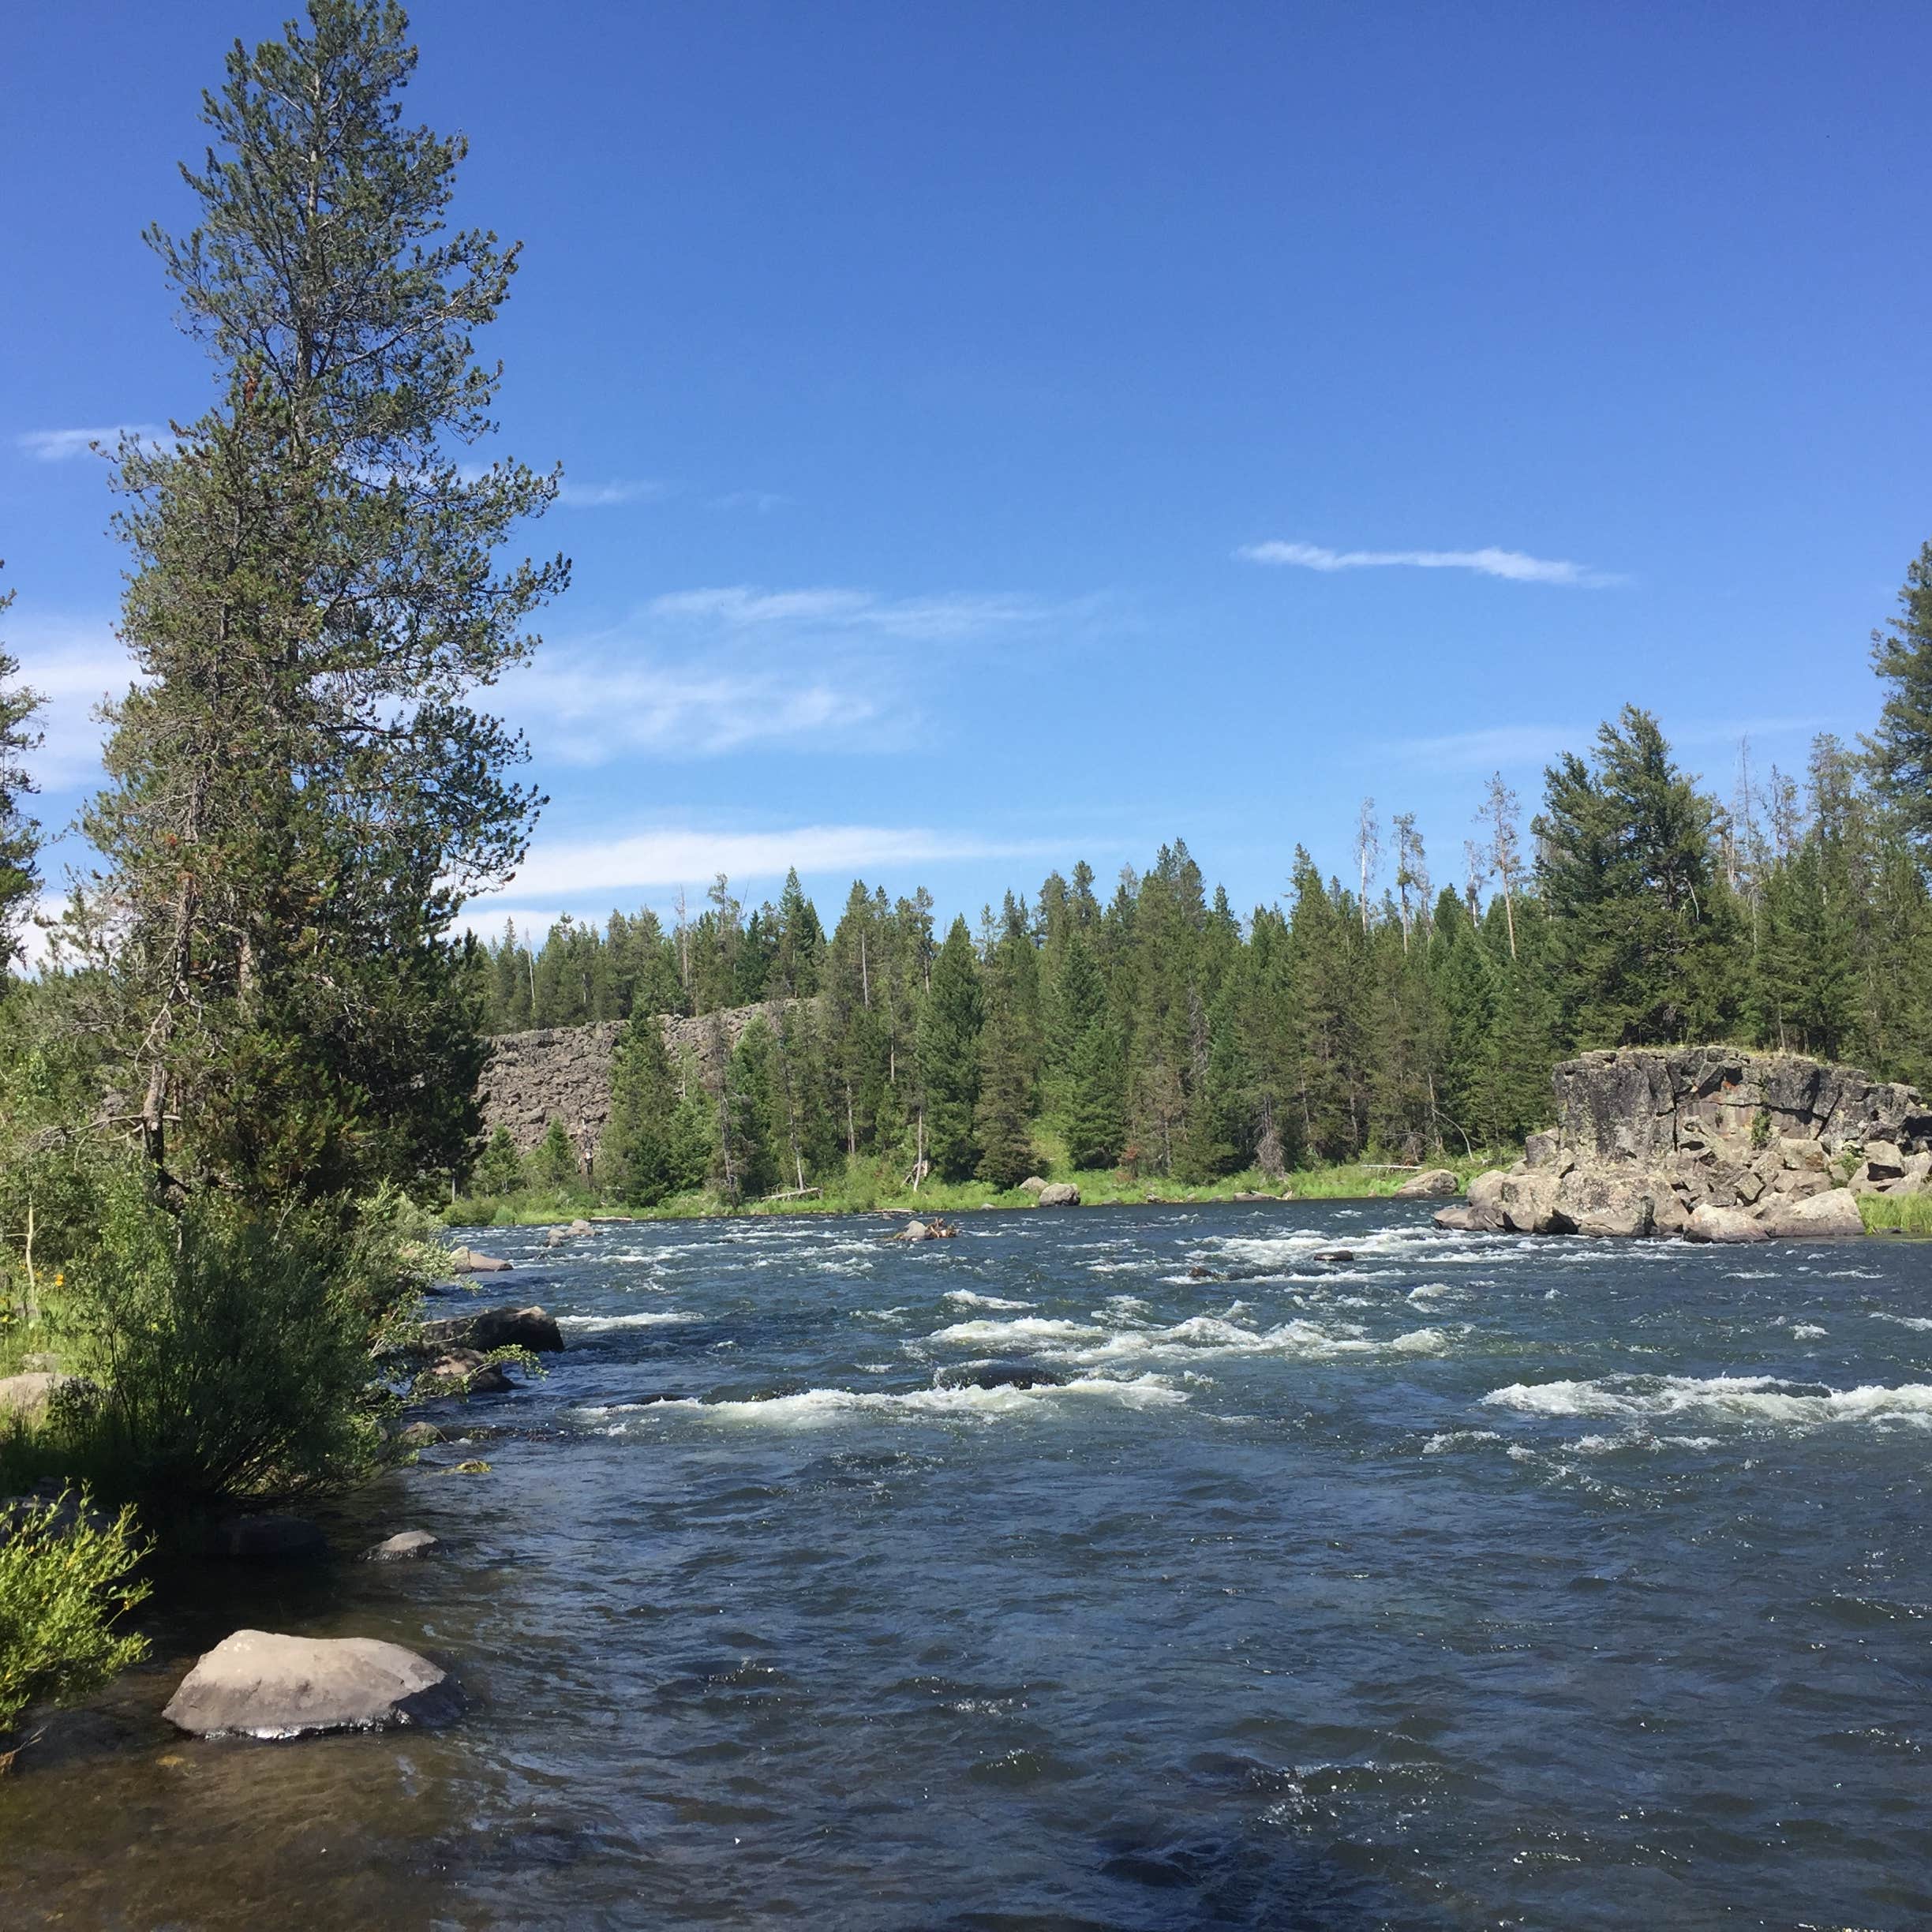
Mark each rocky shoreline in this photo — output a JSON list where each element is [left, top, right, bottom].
[[1437, 1047, 1930, 1241]]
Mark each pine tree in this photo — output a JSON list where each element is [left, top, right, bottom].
[[473, 1124, 524, 1196], [78, 0, 565, 1206], [0, 575, 44, 972], [601, 1007, 678, 1205], [1869, 537, 1932, 857], [532, 1118, 579, 1192], [1534, 707, 1735, 1047], [918, 916, 983, 1179]]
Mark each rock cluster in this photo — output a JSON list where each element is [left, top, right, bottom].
[[1439, 1048, 1929, 1239]]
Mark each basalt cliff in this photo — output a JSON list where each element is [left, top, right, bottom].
[[477, 1000, 799, 1166], [1439, 1047, 1932, 1241]]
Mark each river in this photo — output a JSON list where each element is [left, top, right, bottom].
[[3, 1202, 1929, 1929]]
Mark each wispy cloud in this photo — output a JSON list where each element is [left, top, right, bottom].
[[645, 584, 1062, 643], [498, 582, 1085, 766], [556, 477, 670, 508], [479, 823, 1061, 907], [504, 649, 888, 761], [1392, 723, 1586, 773], [1394, 713, 1829, 776], [707, 489, 790, 514], [6, 618, 139, 788], [1238, 540, 1621, 588], [17, 425, 174, 462]]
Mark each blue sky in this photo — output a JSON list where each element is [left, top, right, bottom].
[[5, 2, 1929, 943]]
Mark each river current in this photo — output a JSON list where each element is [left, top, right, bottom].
[[3, 1202, 1930, 1930]]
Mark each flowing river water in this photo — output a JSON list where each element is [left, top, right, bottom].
[[3, 1202, 1930, 1930]]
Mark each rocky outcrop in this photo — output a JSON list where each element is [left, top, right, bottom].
[[1445, 1048, 1928, 1241], [163, 1630, 462, 1739], [477, 1000, 803, 1160]]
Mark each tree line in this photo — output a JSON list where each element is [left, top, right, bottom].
[[476, 643, 1932, 1204]]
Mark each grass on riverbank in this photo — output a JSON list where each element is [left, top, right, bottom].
[[1860, 1192, 1932, 1235], [445, 1148, 1508, 1228]]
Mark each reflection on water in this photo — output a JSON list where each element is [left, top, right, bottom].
[[5, 1204, 1931, 1929]]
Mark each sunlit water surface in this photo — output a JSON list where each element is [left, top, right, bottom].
[[3, 1203, 1930, 1930]]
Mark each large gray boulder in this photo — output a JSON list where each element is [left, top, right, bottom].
[[163, 1630, 462, 1739], [420, 1305, 563, 1354], [1035, 1183, 1080, 1208], [1466, 1169, 1509, 1230], [1497, 1170, 1563, 1234], [1687, 1204, 1769, 1244], [1765, 1187, 1865, 1238], [1431, 1205, 1479, 1232], [447, 1248, 513, 1275], [1017, 1176, 1048, 1196], [0, 1371, 88, 1427], [1554, 1170, 1655, 1238], [420, 1348, 514, 1395], [1393, 1168, 1458, 1200]]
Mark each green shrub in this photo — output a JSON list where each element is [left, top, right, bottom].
[[62, 1178, 388, 1504], [0, 1488, 149, 1737]]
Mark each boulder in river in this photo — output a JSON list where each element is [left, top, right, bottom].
[[1035, 1183, 1080, 1208], [419, 1305, 563, 1354], [163, 1630, 462, 1739], [1392, 1169, 1459, 1199], [202, 1514, 328, 1559], [1762, 1186, 1865, 1238], [1687, 1204, 1769, 1245], [419, 1349, 514, 1395], [1432, 1206, 1478, 1232], [363, 1530, 439, 1563], [937, 1361, 1066, 1391], [447, 1247, 513, 1274]]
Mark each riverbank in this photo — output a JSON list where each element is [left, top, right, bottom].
[[443, 1151, 1506, 1229]]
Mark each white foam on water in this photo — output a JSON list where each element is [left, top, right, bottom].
[[928, 1316, 1105, 1346], [626, 1374, 1188, 1428], [1791, 1324, 1829, 1340], [1484, 1372, 1932, 1432], [1874, 1312, 1932, 1331], [1421, 1428, 1502, 1455], [1406, 1282, 1459, 1305], [942, 1290, 1033, 1312], [557, 1310, 699, 1331]]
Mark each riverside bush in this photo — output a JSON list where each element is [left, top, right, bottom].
[[59, 1178, 392, 1504], [0, 1489, 149, 1738]]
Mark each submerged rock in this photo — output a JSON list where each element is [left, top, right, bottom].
[[1392, 1169, 1459, 1199], [163, 1630, 462, 1739], [937, 1361, 1067, 1391], [1035, 1183, 1080, 1208], [363, 1530, 439, 1562], [212, 1515, 328, 1559]]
